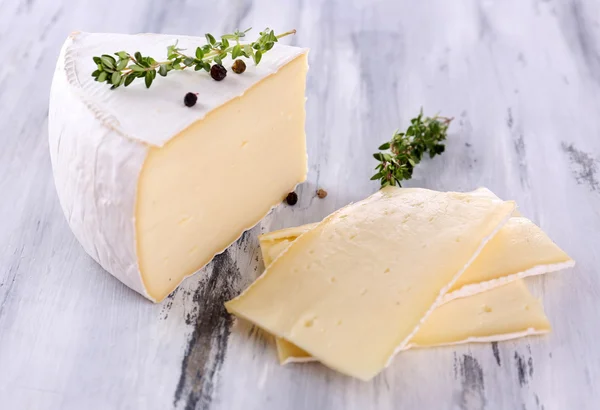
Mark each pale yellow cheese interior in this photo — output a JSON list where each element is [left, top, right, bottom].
[[226, 187, 515, 380], [259, 215, 573, 303], [136, 54, 308, 302], [407, 280, 550, 347], [447, 216, 572, 295], [274, 281, 550, 361], [260, 225, 552, 363]]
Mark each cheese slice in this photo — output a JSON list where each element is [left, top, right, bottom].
[[259, 188, 572, 365], [444, 216, 574, 302], [259, 190, 574, 304], [226, 187, 515, 380], [405, 280, 550, 348], [275, 281, 550, 362], [48, 32, 308, 302], [259, 228, 553, 363]]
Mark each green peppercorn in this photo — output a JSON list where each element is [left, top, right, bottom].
[[210, 64, 227, 81], [285, 192, 298, 206], [232, 59, 246, 74]]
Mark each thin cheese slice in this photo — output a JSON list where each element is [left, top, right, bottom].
[[259, 226, 553, 363], [226, 187, 515, 380], [444, 216, 574, 302], [405, 280, 550, 348], [274, 281, 550, 362], [259, 190, 574, 305]]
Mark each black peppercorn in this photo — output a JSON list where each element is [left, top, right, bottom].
[[184, 92, 198, 107], [232, 59, 246, 74], [285, 192, 298, 206], [210, 64, 227, 81]]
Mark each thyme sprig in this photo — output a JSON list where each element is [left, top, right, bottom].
[[372, 110, 453, 187], [91, 28, 296, 89]]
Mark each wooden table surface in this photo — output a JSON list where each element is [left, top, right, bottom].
[[1, 0, 600, 409]]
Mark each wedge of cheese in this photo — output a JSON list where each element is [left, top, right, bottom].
[[48, 32, 308, 302], [226, 187, 515, 380], [259, 224, 557, 363]]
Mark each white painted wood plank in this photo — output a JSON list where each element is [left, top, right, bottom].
[[0, 0, 599, 409]]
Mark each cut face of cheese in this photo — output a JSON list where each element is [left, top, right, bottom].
[[48, 32, 308, 302], [136, 55, 308, 301], [226, 187, 515, 380], [259, 221, 554, 363]]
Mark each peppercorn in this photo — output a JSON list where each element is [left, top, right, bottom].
[[232, 59, 246, 74], [316, 188, 328, 199], [210, 64, 227, 81], [285, 192, 298, 206], [183, 92, 198, 107]]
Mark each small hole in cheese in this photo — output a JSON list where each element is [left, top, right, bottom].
[[483, 305, 492, 313], [383, 268, 390, 274], [304, 318, 315, 328]]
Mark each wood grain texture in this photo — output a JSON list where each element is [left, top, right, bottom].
[[1, 0, 599, 409]]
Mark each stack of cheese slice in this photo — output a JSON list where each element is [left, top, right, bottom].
[[49, 32, 309, 302], [225, 187, 574, 380]]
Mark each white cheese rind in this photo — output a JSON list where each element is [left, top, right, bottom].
[[49, 38, 151, 298], [64, 32, 308, 147]]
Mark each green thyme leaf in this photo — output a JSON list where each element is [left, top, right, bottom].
[[124, 75, 135, 87], [205, 33, 216, 45], [111, 71, 121, 85], [100, 55, 115, 69], [254, 50, 262, 64], [144, 71, 153, 88]]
